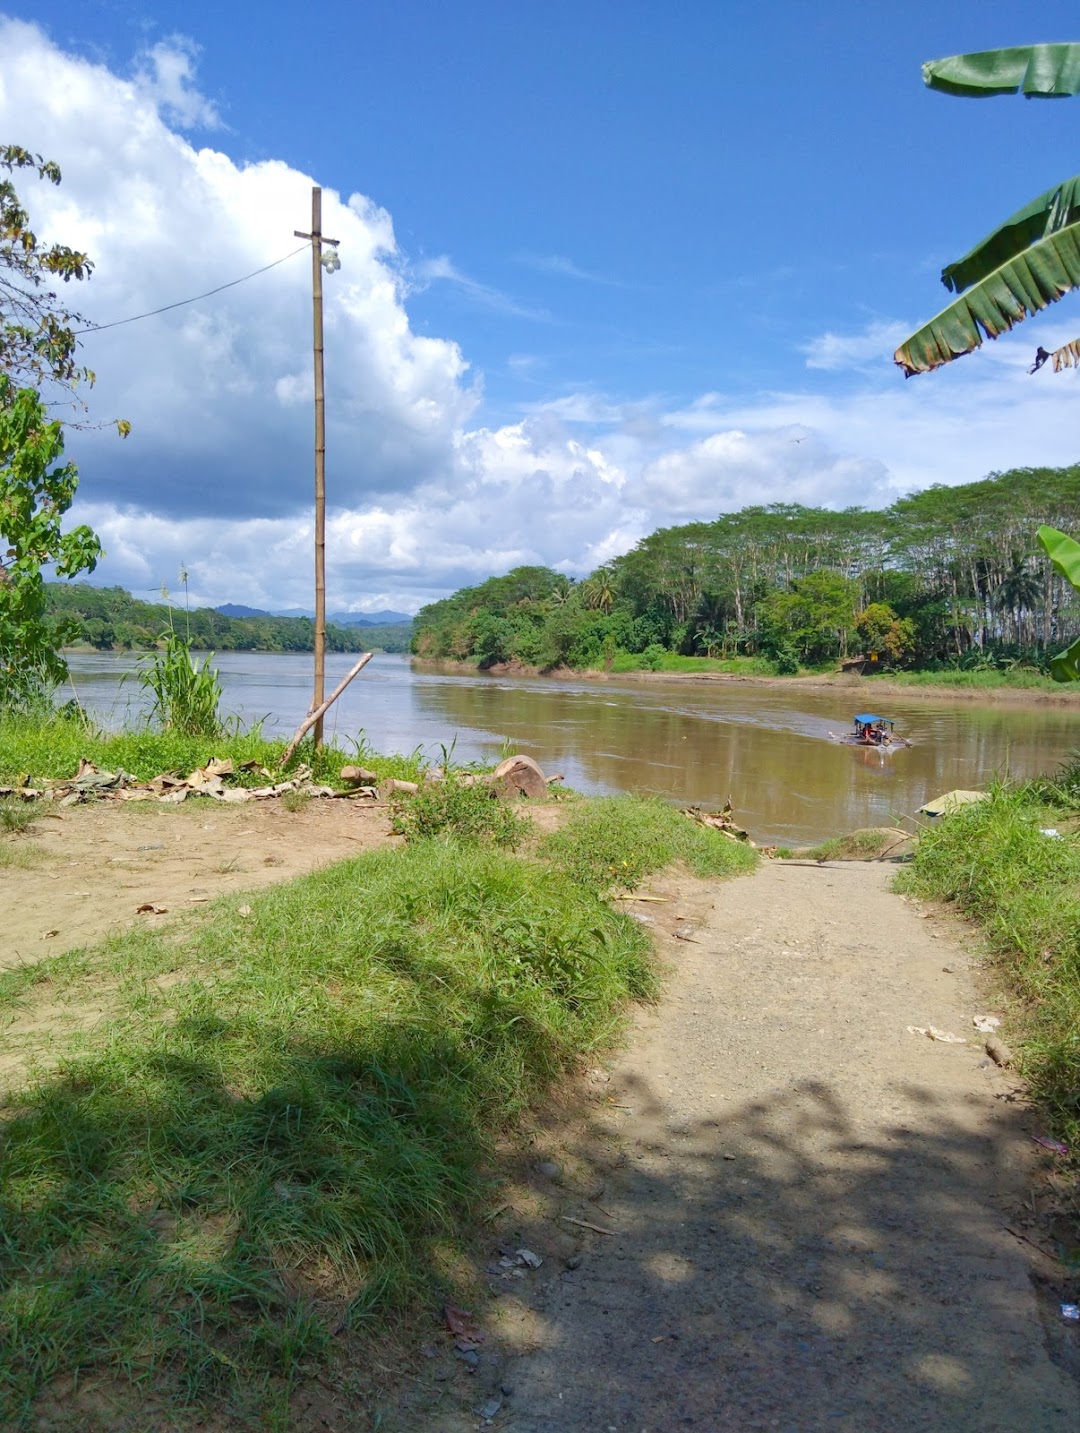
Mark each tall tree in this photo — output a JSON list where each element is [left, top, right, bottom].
[[0, 145, 125, 706]]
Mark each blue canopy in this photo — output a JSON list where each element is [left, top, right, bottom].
[[853, 713, 893, 725]]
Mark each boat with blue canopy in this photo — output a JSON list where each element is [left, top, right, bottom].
[[843, 713, 910, 747]]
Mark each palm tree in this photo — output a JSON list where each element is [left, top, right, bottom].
[[894, 44, 1080, 377], [581, 566, 616, 614], [995, 554, 1043, 645]]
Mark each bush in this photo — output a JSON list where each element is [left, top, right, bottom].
[[389, 776, 529, 848]]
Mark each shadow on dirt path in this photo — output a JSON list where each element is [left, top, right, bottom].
[[428, 862, 1079, 1433]]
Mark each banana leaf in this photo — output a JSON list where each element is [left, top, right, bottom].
[[1037, 525, 1080, 681], [924, 44, 1080, 99], [894, 219, 1080, 375], [942, 176, 1080, 293]]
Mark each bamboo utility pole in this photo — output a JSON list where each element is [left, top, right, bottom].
[[294, 188, 340, 749]]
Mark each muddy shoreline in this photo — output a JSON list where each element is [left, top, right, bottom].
[[414, 658, 1080, 706]]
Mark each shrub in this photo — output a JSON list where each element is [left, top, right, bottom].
[[389, 776, 529, 848]]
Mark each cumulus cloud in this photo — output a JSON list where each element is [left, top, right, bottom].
[[133, 36, 221, 130], [4, 19, 1080, 615]]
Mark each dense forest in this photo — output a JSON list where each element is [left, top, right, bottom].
[[46, 584, 413, 654], [412, 466, 1080, 673]]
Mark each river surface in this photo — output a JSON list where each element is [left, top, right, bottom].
[[65, 652, 1079, 845]]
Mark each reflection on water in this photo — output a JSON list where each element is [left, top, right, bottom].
[[66, 652, 1079, 845]]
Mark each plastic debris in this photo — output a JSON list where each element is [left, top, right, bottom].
[[973, 1015, 1001, 1033], [476, 1396, 503, 1419], [517, 1248, 543, 1269], [1040, 828, 1062, 839], [907, 1025, 966, 1043], [1062, 1304, 1080, 1322], [1032, 1135, 1069, 1157]]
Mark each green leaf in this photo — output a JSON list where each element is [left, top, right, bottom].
[[1037, 524, 1080, 587], [924, 44, 1080, 99], [1048, 634, 1080, 682], [941, 176, 1080, 294], [894, 218, 1080, 375]]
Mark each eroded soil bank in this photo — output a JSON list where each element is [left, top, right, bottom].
[[415, 861, 1079, 1433]]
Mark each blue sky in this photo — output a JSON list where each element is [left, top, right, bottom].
[[3, 3, 1080, 610]]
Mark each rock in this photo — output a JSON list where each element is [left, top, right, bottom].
[[490, 754, 548, 801], [564, 1254, 583, 1270], [986, 1036, 1014, 1067], [536, 1159, 563, 1181], [340, 765, 378, 786]]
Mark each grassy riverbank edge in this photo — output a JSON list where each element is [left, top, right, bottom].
[[412, 658, 1080, 704], [0, 788, 756, 1427], [897, 782, 1080, 1194]]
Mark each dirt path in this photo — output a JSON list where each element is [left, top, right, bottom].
[[435, 861, 1079, 1433], [0, 799, 396, 967]]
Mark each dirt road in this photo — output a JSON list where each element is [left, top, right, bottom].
[[442, 861, 1079, 1433]]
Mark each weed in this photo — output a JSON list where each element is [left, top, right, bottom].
[[389, 777, 527, 848], [541, 794, 758, 893], [0, 798, 39, 835], [135, 632, 223, 736], [899, 783, 1080, 1155], [281, 789, 311, 814]]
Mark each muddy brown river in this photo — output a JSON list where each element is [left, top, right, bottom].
[[67, 652, 1079, 845]]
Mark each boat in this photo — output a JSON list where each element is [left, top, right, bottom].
[[833, 714, 911, 748]]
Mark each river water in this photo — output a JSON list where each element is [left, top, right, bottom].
[[65, 652, 1079, 846]]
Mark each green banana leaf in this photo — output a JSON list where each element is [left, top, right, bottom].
[[894, 219, 1080, 375], [942, 176, 1080, 293], [1037, 525, 1080, 681], [924, 44, 1080, 98]]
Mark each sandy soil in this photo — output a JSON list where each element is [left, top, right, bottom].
[[0, 796, 397, 969], [416, 862, 1079, 1433]]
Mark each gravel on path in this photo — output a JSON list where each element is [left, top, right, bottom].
[[459, 861, 1079, 1433]]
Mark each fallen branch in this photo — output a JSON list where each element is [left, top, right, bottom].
[[561, 1215, 615, 1236], [282, 653, 373, 764]]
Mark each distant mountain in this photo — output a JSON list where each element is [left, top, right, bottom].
[[216, 602, 273, 618], [215, 603, 412, 626], [331, 609, 412, 627]]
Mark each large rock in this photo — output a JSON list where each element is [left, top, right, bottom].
[[490, 754, 548, 801]]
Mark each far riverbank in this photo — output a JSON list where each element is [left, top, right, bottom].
[[415, 658, 1080, 706]]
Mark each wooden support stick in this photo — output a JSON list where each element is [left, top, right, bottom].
[[282, 652, 373, 764]]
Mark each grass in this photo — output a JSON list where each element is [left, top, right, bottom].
[[794, 829, 908, 862], [864, 668, 1061, 691], [541, 794, 758, 893], [0, 713, 425, 790], [898, 781, 1080, 1164], [389, 775, 529, 848], [606, 652, 775, 676], [0, 781, 768, 1427]]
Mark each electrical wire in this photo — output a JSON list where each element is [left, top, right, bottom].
[[73, 244, 310, 336]]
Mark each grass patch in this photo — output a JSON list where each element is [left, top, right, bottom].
[[389, 777, 528, 848], [0, 798, 41, 836], [795, 828, 909, 862], [898, 783, 1080, 1160], [541, 794, 758, 893], [0, 713, 424, 790], [606, 652, 774, 676], [865, 668, 1060, 691], [0, 838, 657, 1425]]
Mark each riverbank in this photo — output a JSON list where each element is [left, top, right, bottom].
[[417, 656, 1080, 704]]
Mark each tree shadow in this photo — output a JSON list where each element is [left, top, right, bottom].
[[494, 1070, 1078, 1432]]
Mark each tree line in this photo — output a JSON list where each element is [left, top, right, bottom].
[[412, 465, 1080, 672], [46, 584, 413, 655]]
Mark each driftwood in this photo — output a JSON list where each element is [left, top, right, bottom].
[[282, 652, 373, 764]]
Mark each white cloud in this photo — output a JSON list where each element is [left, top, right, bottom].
[[5, 20, 1080, 616], [801, 321, 910, 371], [133, 36, 221, 130]]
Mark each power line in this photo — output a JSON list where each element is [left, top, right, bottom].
[[73, 244, 310, 336]]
